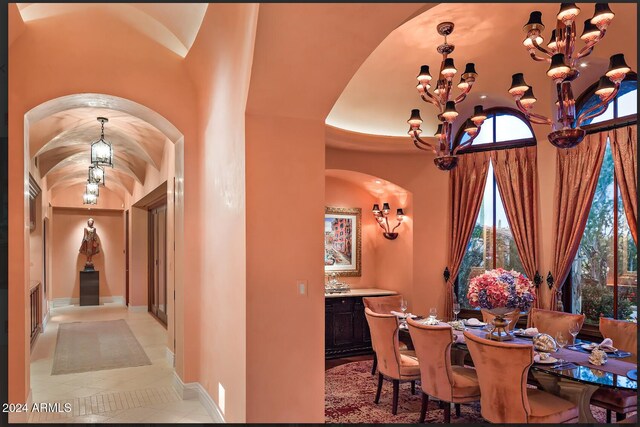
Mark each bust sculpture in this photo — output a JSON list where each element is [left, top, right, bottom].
[[79, 218, 101, 270]]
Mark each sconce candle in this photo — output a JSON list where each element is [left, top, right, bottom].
[[372, 203, 404, 240]]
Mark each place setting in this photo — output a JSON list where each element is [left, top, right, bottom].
[[567, 337, 632, 359]]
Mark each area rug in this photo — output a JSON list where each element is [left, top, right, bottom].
[[51, 319, 151, 375], [325, 360, 611, 423]]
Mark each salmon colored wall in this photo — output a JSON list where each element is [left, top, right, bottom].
[[50, 209, 125, 300], [324, 174, 413, 299], [326, 148, 448, 317], [9, 7, 198, 403], [182, 3, 257, 421]]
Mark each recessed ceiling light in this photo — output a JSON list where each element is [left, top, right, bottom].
[[580, 62, 588, 68], [375, 180, 382, 184], [480, 95, 487, 99]]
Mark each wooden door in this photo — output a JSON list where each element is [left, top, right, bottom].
[[148, 204, 168, 326]]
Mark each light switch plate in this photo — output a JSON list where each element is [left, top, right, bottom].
[[297, 280, 307, 296]]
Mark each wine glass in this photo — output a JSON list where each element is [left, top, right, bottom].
[[555, 332, 568, 365], [453, 302, 461, 322], [400, 299, 408, 318], [429, 307, 437, 320], [569, 322, 580, 345]]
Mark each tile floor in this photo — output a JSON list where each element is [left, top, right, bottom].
[[28, 303, 214, 423]]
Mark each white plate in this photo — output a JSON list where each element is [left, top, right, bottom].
[[464, 319, 487, 327], [535, 356, 558, 364], [581, 343, 617, 353]]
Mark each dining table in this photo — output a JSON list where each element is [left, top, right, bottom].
[[398, 317, 637, 423]]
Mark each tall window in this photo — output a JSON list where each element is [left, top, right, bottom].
[[569, 78, 637, 324], [454, 109, 535, 309]]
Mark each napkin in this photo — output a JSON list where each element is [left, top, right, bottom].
[[390, 311, 416, 319], [466, 318, 482, 325], [533, 352, 551, 363], [597, 337, 617, 352], [524, 327, 539, 336]]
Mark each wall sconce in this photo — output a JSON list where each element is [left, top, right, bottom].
[[372, 203, 404, 240]]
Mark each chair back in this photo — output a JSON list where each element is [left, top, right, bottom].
[[463, 331, 533, 423], [364, 307, 402, 378], [600, 317, 637, 361], [407, 318, 455, 401], [481, 309, 521, 331], [529, 308, 585, 344], [363, 295, 402, 314]]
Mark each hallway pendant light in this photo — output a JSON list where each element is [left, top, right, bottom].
[[407, 21, 487, 171], [86, 180, 99, 197], [90, 117, 113, 167], [511, 3, 632, 149], [88, 164, 105, 187], [83, 192, 97, 205]]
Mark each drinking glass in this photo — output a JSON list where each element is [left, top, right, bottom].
[[429, 307, 437, 320], [453, 303, 461, 322], [555, 332, 568, 365], [569, 322, 580, 345], [400, 299, 408, 317]]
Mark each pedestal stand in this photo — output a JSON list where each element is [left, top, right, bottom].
[[80, 268, 99, 306]]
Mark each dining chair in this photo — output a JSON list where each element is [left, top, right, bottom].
[[463, 330, 579, 423], [529, 308, 585, 344], [590, 317, 638, 423], [407, 319, 480, 423], [363, 295, 411, 375], [364, 307, 420, 415], [481, 309, 522, 331]]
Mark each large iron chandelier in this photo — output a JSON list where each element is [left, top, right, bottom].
[[407, 22, 487, 171], [509, 3, 632, 149], [91, 117, 113, 167]]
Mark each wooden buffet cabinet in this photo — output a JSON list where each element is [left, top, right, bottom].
[[325, 288, 397, 359]]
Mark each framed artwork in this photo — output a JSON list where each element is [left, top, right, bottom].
[[324, 206, 361, 277]]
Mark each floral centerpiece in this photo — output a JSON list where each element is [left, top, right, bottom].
[[467, 268, 536, 341]]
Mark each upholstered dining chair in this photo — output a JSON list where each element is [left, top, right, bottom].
[[590, 318, 638, 423], [364, 307, 420, 415], [481, 309, 522, 331], [407, 319, 480, 423], [529, 308, 585, 344], [363, 295, 411, 375], [464, 331, 579, 423]]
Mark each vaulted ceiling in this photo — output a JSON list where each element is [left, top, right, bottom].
[[327, 2, 637, 147]]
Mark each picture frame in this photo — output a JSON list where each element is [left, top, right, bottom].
[[324, 206, 361, 277]]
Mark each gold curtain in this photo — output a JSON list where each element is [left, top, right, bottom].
[[490, 146, 542, 320], [445, 151, 490, 320], [549, 132, 607, 311], [610, 125, 637, 244]]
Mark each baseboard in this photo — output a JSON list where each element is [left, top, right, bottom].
[[42, 309, 50, 330], [127, 305, 148, 313], [165, 347, 175, 367], [172, 371, 224, 423], [52, 296, 125, 308]]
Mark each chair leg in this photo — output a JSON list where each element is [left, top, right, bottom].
[[455, 403, 461, 417], [606, 409, 612, 423], [374, 373, 383, 404], [444, 402, 451, 424], [616, 412, 627, 422], [419, 392, 429, 423], [392, 379, 400, 415], [411, 380, 416, 395], [371, 353, 378, 376]]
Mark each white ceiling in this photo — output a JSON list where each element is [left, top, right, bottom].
[[327, 2, 637, 138]]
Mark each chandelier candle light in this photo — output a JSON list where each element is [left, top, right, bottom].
[[88, 164, 105, 187], [407, 22, 488, 171], [372, 203, 404, 240], [510, 3, 632, 148], [82, 192, 97, 205]]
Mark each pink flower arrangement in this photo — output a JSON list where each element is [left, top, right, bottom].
[[467, 268, 536, 311]]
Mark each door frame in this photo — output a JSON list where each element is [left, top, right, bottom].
[[147, 197, 168, 327], [125, 209, 129, 306]]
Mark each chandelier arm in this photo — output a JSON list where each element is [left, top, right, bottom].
[[556, 82, 568, 128], [452, 123, 483, 154], [421, 92, 442, 110], [384, 216, 391, 233], [375, 218, 389, 233], [529, 51, 551, 62], [576, 30, 605, 60], [390, 221, 403, 233], [576, 86, 619, 127], [531, 38, 553, 57], [565, 23, 576, 64], [454, 84, 473, 104], [412, 136, 438, 154], [515, 100, 552, 125]]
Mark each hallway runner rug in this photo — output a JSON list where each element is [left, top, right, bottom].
[[51, 319, 151, 375], [325, 360, 613, 423]]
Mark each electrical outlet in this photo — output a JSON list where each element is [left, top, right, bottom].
[[297, 280, 308, 296]]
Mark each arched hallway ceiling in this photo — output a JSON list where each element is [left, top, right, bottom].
[[31, 107, 171, 199], [16, 3, 208, 57], [326, 2, 637, 140]]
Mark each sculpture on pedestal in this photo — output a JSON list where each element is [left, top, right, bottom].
[[79, 218, 101, 270]]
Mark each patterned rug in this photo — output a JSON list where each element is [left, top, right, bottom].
[[325, 360, 611, 423], [52, 319, 151, 375]]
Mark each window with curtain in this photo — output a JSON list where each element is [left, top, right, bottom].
[[568, 78, 637, 325], [454, 109, 535, 309]]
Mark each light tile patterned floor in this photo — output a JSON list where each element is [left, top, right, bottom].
[[28, 304, 214, 423]]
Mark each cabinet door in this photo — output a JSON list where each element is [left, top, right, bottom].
[[333, 311, 355, 346]]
